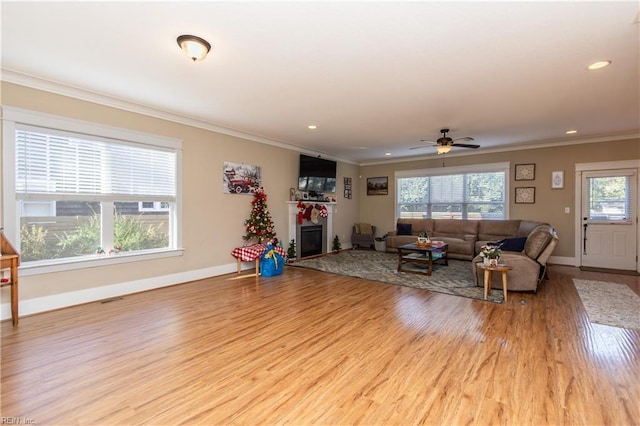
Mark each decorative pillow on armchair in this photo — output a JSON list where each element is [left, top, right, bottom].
[[496, 237, 527, 252], [397, 223, 412, 236], [359, 223, 373, 235]]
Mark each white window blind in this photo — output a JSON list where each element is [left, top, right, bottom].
[[16, 125, 176, 201]]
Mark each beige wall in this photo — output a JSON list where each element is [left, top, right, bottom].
[[358, 139, 640, 259], [0, 82, 359, 303]]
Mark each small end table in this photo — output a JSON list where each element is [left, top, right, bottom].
[[476, 263, 513, 302]]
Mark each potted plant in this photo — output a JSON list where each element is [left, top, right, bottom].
[[479, 244, 501, 265], [417, 231, 431, 247]]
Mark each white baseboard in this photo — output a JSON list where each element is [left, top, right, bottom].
[[0, 261, 250, 321], [549, 255, 577, 266]]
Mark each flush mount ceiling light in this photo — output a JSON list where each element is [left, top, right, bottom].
[[566, 129, 578, 135], [436, 145, 452, 154], [177, 35, 211, 62], [587, 60, 611, 71], [307, 125, 318, 130]]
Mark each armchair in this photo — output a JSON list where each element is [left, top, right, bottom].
[[351, 223, 376, 249]]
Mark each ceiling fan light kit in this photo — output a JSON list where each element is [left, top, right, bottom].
[[411, 128, 480, 154]]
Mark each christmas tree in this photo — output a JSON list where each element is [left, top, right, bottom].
[[243, 187, 276, 244]]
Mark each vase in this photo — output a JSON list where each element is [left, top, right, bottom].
[[489, 258, 498, 266], [483, 257, 491, 265]]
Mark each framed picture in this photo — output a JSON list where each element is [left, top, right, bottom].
[[515, 163, 535, 181], [344, 177, 352, 199], [302, 192, 309, 200], [515, 187, 535, 204], [551, 171, 564, 189], [367, 176, 388, 196]]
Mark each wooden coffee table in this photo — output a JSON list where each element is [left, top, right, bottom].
[[397, 242, 448, 276]]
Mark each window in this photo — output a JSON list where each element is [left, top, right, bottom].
[[586, 174, 632, 222], [396, 163, 509, 220], [2, 107, 182, 270]]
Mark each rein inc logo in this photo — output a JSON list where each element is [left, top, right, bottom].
[[1, 418, 35, 425]]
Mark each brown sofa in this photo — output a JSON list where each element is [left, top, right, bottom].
[[386, 218, 546, 260], [472, 224, 559, 292]]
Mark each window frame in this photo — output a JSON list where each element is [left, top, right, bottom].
[[2, 106, 184, 276], [395, 162, 510, 222]]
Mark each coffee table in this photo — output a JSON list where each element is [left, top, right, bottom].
[[397, 242, 448, 276]]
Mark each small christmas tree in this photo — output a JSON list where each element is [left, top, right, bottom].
[[243, 187, 276, 244], [332, 235, 342, 252], [287, 239, 296, 260]]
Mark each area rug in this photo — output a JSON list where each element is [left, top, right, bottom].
[[289, 250, 503, 303], [573, 279, 640, 331]]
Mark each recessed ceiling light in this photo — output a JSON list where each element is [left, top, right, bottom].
[[566, 129, 578, 134], [385, 152, 392, 156], [307, 125, 318, 130], [587, 60, 611, 71]]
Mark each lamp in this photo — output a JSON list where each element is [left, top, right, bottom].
[[177, 35, 211, 62], [436, 145, 452, 154]]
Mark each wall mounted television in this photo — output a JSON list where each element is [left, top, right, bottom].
[[298, 154, 337, 193]]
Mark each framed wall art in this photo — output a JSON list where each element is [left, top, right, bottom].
[[551, 171, 564, 189], [223, 162, 262, 195], [515, 187, 535, 204], [344, 177, 352, 199], [367, 176, 388, 196], [515, 163, 535, 181]]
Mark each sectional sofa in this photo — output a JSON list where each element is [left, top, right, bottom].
[[386, 218, 544, 260], [385, 218, 559, 292]]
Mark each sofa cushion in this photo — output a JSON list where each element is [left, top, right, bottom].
[[397, 222, 412, 235], [433, 219, 478, 237], [524, 225, 553, 259], [496, 237, 527, 252], [477, 220, 521, 241]]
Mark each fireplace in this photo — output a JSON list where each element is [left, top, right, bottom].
[[287, 202, 335, 259], [300, 225, 323, 257]]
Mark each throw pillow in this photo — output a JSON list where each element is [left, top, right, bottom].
[[359, 223, 373, 235], [496, 237, 527, 252], [397, 223, 412, 236]]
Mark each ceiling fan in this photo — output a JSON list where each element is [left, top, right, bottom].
[[410, 128, 480, 154]]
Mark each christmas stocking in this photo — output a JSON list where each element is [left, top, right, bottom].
[[297, 201, 304, 224], [310, 206, 320, 224]]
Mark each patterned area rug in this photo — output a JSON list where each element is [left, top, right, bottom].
[[573, 279, 640, 331], [289, 250, 503, 303]]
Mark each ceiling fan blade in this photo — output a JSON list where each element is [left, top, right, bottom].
[[453, 136, 474, 142], [419, 139, 437, 144], [409, 145, 430, 150], [452, 143, 480, 149]]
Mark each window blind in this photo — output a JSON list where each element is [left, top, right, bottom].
[[15, 126, 176, 201]]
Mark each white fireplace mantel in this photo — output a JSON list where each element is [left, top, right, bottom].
[[287, 201, 335, 257]]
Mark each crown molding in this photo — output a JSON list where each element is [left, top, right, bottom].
[[2, 68, 635, 168], [1, 68, 359, 165]]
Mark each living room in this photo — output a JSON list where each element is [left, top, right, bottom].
[[1, 2, 639, 424]]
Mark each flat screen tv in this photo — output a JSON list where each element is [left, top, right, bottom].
[[298, 154, 337, 193]]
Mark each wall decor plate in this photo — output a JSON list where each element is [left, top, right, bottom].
[[515, 163, 535, 181], [515, 187, 535, 204]]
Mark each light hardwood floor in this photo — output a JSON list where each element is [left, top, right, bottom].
[[1, 264, 638, 425]]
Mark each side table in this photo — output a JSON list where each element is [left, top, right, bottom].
[[476, 263, 513, 302]]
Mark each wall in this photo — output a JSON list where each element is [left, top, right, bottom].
[[357, 139, 640, 261], [0, 83, 359, 315]]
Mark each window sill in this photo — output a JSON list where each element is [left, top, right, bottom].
[[18, 248, 185, 277]]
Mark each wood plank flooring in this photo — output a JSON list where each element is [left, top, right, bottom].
[[1, 264, 638, 425]]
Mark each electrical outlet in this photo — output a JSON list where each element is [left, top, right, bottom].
[[564, 207, 570, 214]]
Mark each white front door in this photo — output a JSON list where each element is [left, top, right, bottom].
[[580, 169, 637, 270]]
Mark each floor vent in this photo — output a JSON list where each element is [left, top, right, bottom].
[[100, 297, 124, 304]]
